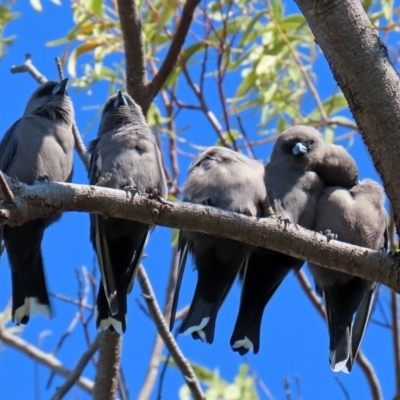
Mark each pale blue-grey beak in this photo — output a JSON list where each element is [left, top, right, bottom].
[[113, 90, 129, 108], [52, 78, 68, 95], [292, 142, 308, 155]]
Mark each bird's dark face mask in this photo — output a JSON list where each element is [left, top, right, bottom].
[[281, 138, 316, 157]]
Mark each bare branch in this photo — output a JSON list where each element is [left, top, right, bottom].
[[150, 0, 201, 101], [0, 326, 93, 394], [52, 335, 100, 400], [391, 290, 400, 399], [137, 266, 205, 400], [10, 53, 47, 84], [137, 249, 180, 400], [93, 332, 121, 400], [116, 0, 149, 110], [0, 178, 398, 293]]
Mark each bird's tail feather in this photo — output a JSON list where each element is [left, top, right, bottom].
[[179, 296, 217, 344], [12, 250, 51, 324], [95, 281, 126, 334]]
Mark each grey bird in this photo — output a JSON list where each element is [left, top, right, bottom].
[[231, 125, 359, 355], [315, 143, 359, 188], [308, 179, 387, 373], [0, 79, 74, 324], [170, 146, 271, 344], [89, 90, 167, 334]]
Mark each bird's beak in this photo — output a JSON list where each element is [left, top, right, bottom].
[[292, 142, 308, 155], [113, 90, 129, 108], [52, 78, 68, 95]]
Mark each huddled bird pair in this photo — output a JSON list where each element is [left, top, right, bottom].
[[170, 127, 387, 374], [0, 80, 166, 335], [0, 80, 387, 374]]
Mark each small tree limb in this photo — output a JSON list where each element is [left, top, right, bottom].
[[137, 266, 205, 400], [149, 0, 201, 102], [0, 326, 93, 394], [93, 332, 121, 400], [52, 335, 100, 400]]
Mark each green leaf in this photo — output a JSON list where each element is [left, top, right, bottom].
[[68, 41, 103, 77], [239, 11, 268, 47], [382, 0, 394, 21], [90, 0, 103, 15]]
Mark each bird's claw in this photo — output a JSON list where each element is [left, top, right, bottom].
[[97, 172, 113, 187], [277, 216, 291, 230], [146, 188, 170, 206], [35, 175, 49, 183], [320, 230, 338, 242], [123, 185, 140, 200]]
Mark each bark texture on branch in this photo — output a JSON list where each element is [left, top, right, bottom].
[[0, 178, 399, 292], [93, 332, 121, 400], [294, 0, 400, 231]]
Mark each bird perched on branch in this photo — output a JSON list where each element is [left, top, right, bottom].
[[231, 125, 359, 355], [89, 90, 167, 334], [170, 146, 271, 344], [308, 179, 387, 373], [0, 78, 74, 324]]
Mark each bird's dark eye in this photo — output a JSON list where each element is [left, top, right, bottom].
[[282, 144, 292, 153], [309, 140, 315, 146]]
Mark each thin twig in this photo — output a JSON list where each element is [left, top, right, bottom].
[[55, 57, 65, 80], [10, 53, 47, 84], [51, 335, 100, 400], [283, 377, 292, 400], [391, 289, 400, 399], [334, 376, 351, 400], [137, 265, 205, 400], [137, 249, 180, 400], [0, 326, 93, 393]]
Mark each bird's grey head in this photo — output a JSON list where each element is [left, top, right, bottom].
[[23, 79, 74, 124], [272, 125, 325, 165], [99, 90, 147, 134]]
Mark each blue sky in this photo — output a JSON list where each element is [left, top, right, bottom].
[[0, 1, 397, 399]]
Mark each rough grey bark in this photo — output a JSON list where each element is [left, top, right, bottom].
[[294, 0, 400, 231], [0, 177, 399, 293], [93, 332, 121, 400]]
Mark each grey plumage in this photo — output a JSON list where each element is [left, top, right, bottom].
[[308, 179, 387, 373], [89, 90, 167, 334], [231, 125, 359, 355], [170, 146, 270, 344], [315, 143, 359, 188], [0, 79, 74, 324]]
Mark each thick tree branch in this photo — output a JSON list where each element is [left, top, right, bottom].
[[294, 0, 400, 232], [137, 266, 205, 400], [0, 178, 399, 292], [116, 0, 149, 110], [0, 326, 93, 394], [149, 0, 201, 101], [93, 332, 121, 400]]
